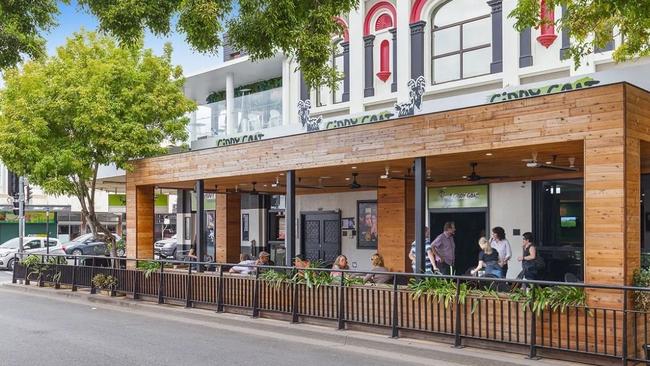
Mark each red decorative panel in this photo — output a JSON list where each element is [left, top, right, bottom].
[[537, 0, 557, 48], [377, 40, 391, 82], [375, 13, 393, 32]]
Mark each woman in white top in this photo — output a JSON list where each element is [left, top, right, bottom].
[[489, 226, 512, 278]]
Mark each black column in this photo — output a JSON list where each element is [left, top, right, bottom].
[[285, 170, 296, 267], [341, 41, 350, 102], [389, 28, 398, 92], [487, 0, 503, 73], [414, 157, 426, 273], [195, 180, 206, 272], [560, 5, 570, 60], [300, 72, 309, 101], [519, 27, 533, 67], [363, 35, 375, 97], [410, 21, 426, 80]]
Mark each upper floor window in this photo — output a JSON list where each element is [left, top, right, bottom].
[[317, 39, 345, 106], [431, 0, 491, 84]]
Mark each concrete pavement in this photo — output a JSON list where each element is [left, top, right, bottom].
[[0, 284, 586, 366], [0, 269, 13, 284]]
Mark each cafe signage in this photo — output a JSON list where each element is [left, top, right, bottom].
[[428, 185, 488, 209], [487, 77, 600, 103]]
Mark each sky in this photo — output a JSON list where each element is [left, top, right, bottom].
[[0, 1, 226, 87]]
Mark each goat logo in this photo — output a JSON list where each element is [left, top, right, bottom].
[[394, 76, 426, 117], [298, 100, 322, 132]]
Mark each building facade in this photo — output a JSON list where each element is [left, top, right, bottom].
[[127, 0, 650, 311]]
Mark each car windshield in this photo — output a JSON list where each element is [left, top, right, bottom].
[[0, 238, 20, 249]]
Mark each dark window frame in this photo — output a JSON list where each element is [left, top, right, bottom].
[[317, 39, 346, 107]]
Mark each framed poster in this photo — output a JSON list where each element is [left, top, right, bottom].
[[242, 213, 250, 241], [357, 200, 378, 249]]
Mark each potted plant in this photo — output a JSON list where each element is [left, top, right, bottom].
[[92, 274, 119, 296]]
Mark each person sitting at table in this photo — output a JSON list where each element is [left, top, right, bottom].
[[363, 253, 391, 284], [255, 251, 274, 266], [229, 254, 256, 274], [331, 255, 349, 277], [470, 237, 501, 277]]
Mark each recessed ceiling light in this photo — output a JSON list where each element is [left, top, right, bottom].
[[462, 175, 467, 179], [279, 173, 285, 176], [485, 152, 493, 156], [345, 177, 351, 181], [351, 166, 357, 170], [264, 184, 267, 187], [545, 161, 553, 165]]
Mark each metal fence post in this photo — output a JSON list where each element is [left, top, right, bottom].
[[132, 262, 138, 299], [622, 288, 628, 366], [528, 286, 538, 360], [252, 269, 260, 318], [291, 271, 299, 323], [109, 260, 116, 296], [71, 256, 77, 292], [337, 272, 346, 330], [158, 261, 164, 304], [185, 263, 193, 308], [454, 277, 463, 348], [89, 259, 96, 294], [216, 265, 224, 312], [54, 255, 61, 289], [11, 253, 17, 284], [391, 274, 399, 338], [38, 254, 45, 287]]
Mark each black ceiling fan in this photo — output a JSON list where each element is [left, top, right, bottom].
[[379, 166, 434, 181], [463, 162, 507, 182], [321, 172, 386, 190], [522, 153, 578, 172]]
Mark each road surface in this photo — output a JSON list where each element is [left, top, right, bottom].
[[0, 269, 12, 284]]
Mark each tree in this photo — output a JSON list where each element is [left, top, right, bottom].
[[0, 30, 196, 255], [0, 0, 359, 88], [511, 1, 650, 67]]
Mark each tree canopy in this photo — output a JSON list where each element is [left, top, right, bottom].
[[0, 30, 195, 247], [0, 0, 358, 88], [511, 0, 650, 67]]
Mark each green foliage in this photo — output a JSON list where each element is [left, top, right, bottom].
[[633, 267, 650, 311], [259, 269, 290, 289], [21, 254, 63, 283], [642, 253, 650, 269], [137, 260, 161, 279], [0, 31, 195, 250], [0, 0, 60, 69], [510, 0, 650, 68], [292, 263, 335, 289], [510, 285, 588, 317], [92, 274, 118, 290], [228, 0, 357, 89], [206, 77, 283, 104], [408, 277, 468, 309], [343, 276, 366, 286]]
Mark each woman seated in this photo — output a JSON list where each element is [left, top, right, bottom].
[[363, 253, 391, 284], [470, 237, 501, 277], [331, 255, 349, 277]]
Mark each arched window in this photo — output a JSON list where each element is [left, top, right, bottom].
[[317, 39, 345, 106], [431, 0, 491, 84]]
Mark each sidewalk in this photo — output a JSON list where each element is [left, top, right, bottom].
[[0, 283, 586, 366]]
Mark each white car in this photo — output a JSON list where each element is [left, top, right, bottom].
[[0, 237, 64, 270]]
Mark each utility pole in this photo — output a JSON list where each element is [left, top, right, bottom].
[[18, 176, 25, 253]]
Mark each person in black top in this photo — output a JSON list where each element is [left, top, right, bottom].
[[518, 232, 539, 280], [471, 237, 501, 277]]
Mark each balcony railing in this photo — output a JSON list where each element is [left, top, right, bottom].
[[190, 87, 283, 141]]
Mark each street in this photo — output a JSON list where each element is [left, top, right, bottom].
[[0, 270, 12, 284], [0, 287, 430, 366]]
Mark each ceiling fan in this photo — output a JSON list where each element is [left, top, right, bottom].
[[270, 176, 323, 190], [463, 162, 507, 182], [379, 166, 434, 181], [223, 182, 278, 195], [522, 153, 578, 172], [321, 172, 386, 190]]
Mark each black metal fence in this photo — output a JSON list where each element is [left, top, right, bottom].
[[10, 253, 650, 365]]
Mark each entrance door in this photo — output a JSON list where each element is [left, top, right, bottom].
[[301, 211, 341, 265], [429, 210, 487, 276]]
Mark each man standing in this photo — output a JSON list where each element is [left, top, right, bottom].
[[409, 227, 434, 273], [431, 222, 456, 275]]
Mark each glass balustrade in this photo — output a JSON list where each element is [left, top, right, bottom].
[[188, 87, 283, 143]]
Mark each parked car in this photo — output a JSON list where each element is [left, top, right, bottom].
[[62, 233, 122, 257], [0, 237, 63, 270], [154, 234, 178, 259]]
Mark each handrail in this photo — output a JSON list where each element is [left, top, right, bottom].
[[23, 252, 650, 293]]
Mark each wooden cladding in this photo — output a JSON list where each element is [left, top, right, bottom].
[[127, 184, 154, 260], [378, 179, 414, 272], [216, 193, 241, 263]]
